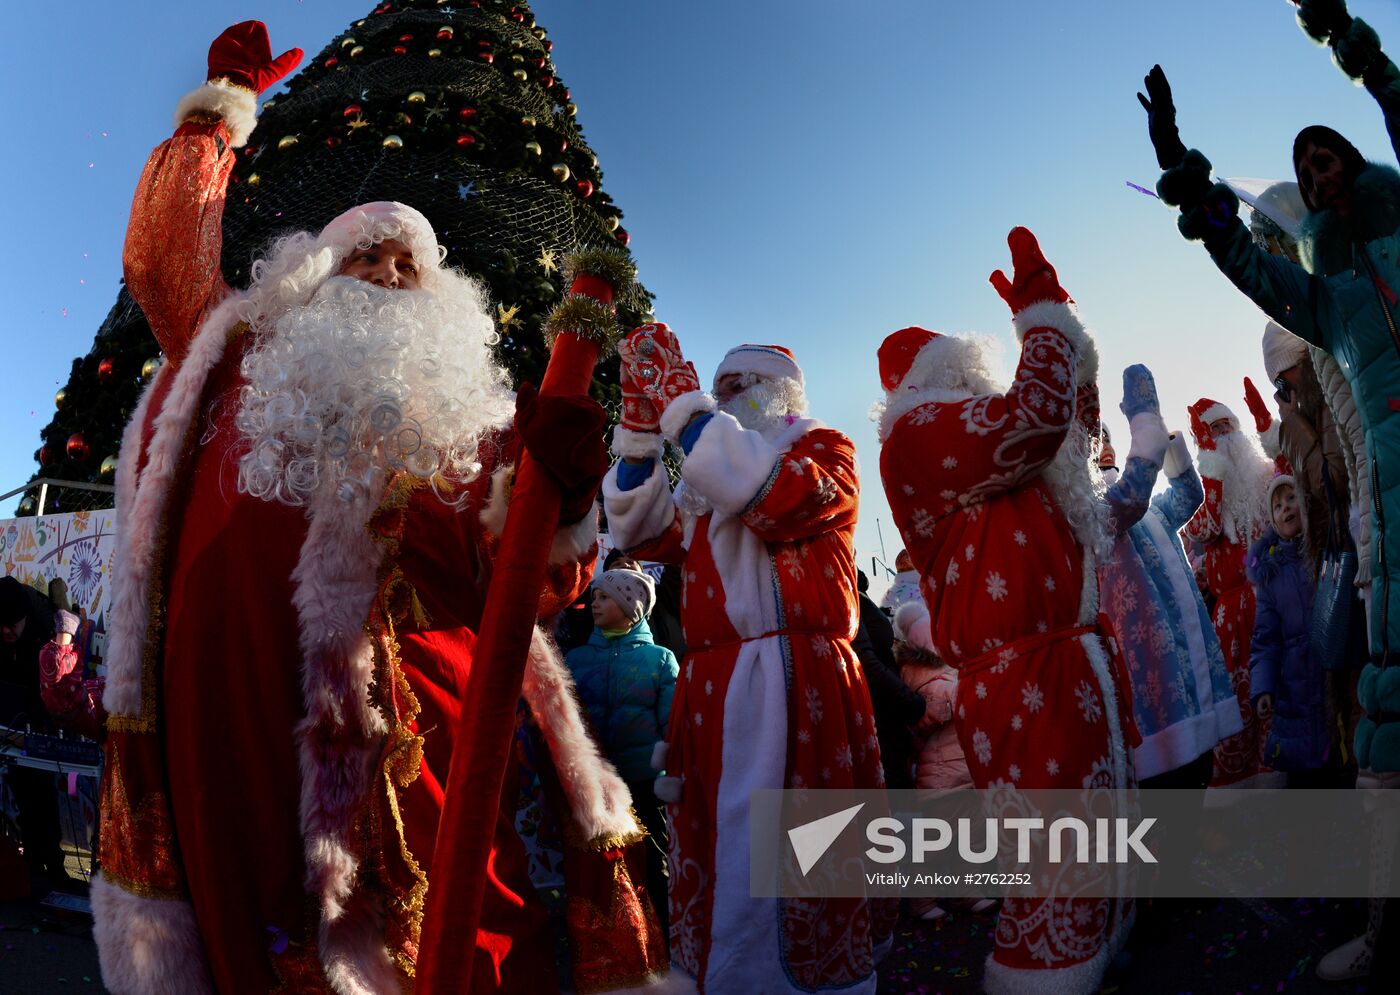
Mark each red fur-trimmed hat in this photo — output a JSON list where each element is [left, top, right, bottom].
[[1188, 397, 1238, 447], [878, 326, 940, 392], [713, 344, 803, 387]]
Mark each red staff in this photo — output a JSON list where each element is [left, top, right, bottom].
[[417, 247, 636, 991]]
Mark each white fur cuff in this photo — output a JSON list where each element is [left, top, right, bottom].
[[654, 774, 683, 803], [1126, 412, 1171, 467], [174, 79, 258, 148], [1260, 421, 1282, 460], [659, 391, 717, 445], [1162, 432, 1192, 478], [612, 425, 665, 460], [1012, 300, 1097, 386], [651, 740, 669, 771], [92, 874, 215, 995]]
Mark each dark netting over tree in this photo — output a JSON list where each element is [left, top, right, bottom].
[[19, 0, 649, 517]]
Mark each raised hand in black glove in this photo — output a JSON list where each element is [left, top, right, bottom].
[[514, 382, 609, 524], [1294, 0, 1352, 44], [1137, 64, 1188, 171]]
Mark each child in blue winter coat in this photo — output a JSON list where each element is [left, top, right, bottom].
[[1248, 475, 1330, 784], [565, 567, 679, 935]]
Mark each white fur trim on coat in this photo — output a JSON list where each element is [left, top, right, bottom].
[[290, 475, 400, 995], [651, 740, 669, 771], [612, 424, 665, 460], [1162, 432, 1192, 479], [654, 774, 683, 803], [479, 463, 601, 564], [1260, 421, 1282, 460], [602, 459, 679, 553], [92, 874, 215, 995], [1011, 300, 1097, 386], [659, 390, 717, 445], [678, 411, 781, 517], [1126, 412, 1171, 466], [174, 79, 258, 148], [524, 628, 641, 841], [104, 292, 243, 717]]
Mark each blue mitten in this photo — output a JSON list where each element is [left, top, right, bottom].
[[1120, 364, 1160, 419]]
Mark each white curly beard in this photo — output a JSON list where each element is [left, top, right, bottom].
[[234, 273, 516, 507], [1212, 429, 1275, 544], [1041, 420, 1115, 562]]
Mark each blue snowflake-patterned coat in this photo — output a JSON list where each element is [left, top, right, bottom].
[[1100, 462, 1244, 780]]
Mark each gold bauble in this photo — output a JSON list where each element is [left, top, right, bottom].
[[428, 48, 443, 57], [54, 388, 67, 410], [521, 116, 537, 127], [512, 69, 528, 81], [565, 102, 578, 117], [382, 135, 404, 149], [341, 36, 357, 48], [99, 455, 118, 479], [551, 163, 571, 182], [247, 173, 261, 187], [278, 134, 299, 150], [605, 216, 620, 231], [350, 45, 365, 57], [407, 91, 427, 104], [511, 53, 524, 63], [524, 141, 542, 156], [141, 356, 162, 380]]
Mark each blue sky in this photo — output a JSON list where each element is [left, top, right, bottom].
[[3, 0, 1399, 599]]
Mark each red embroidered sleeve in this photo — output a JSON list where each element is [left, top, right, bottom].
[[1182, 476, 1224, 545], [123, 119, 236, 365], [740, 428, 859, 542]]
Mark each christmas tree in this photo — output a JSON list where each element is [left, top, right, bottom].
[[19, 0, 648, 517]]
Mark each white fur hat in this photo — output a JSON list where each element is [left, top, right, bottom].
[[317, 202, 446, 283]]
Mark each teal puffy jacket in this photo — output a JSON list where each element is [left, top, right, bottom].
[[1166, 54, 1400, 772], [564, 620, 678, 783]]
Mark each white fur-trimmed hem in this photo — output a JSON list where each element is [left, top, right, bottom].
[[1126, 412, 1170, 466], [92, 874, 215, 995], [1162, 432, 1192, 478], [174, 79, 258, 148], [659, 390, 717, 445], [1011, 300, 1097, 386], [982, 941, 1110, 995], [612, 425, 665, 460]]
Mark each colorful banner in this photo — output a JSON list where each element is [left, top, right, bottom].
[[0, 509, 116, 662]]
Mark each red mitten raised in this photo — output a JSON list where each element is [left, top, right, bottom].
[[1187, 398, 1217, 451], [989, 227, 1072, 315], [1242, 376, 1272, 433], [208, 20, 303, 93], [618, 322, 703, 423]]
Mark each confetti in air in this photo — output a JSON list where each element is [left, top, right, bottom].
[[1126, 180, 1160, 199]]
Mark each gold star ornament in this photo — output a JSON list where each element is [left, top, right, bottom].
[[536, 247, 558, 274], [496, 302, 522, 331]]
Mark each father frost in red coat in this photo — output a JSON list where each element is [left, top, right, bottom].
[[877, 229, 1134, 995]]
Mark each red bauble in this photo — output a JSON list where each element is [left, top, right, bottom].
[[535, 57, 547, 69], [325, 136, 343, 148], [456, 134, 477, 147], [545, 40, 554, 52], [97, 357, 116, 382], [66, 433, 90, 461], [559, 138, 569, 152], [616, 228, 631, 246], [575, 179, 594, 198], [459, 106, 478, 120], [343, 104, 363, 118], [540, 75, 555, 89], [38, 445, 53, 466], [478, 52, 494, 64], [324, 57, 339, 68], [437, 27, 453, 40], [399, 33, 414, 42], [393, 45, 408, 55]]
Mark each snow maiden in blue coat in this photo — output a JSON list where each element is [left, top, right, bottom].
[[1247, 475, 1329, 780]]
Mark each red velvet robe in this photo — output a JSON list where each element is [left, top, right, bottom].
[[93, 113, 651, 994]]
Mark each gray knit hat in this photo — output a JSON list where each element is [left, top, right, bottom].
[[592, 568, 656, 624]]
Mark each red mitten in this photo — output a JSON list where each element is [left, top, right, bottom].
[[988, 227, 1072, 314], [1242, 376, 1272, 433], [1187, 398, 1217, 451], [208, 21, 303, 93], [515, 382, 609, 523], [617, 323, 702, 422]]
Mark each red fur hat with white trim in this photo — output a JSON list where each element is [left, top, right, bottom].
[[713, 343, 803, 388]]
